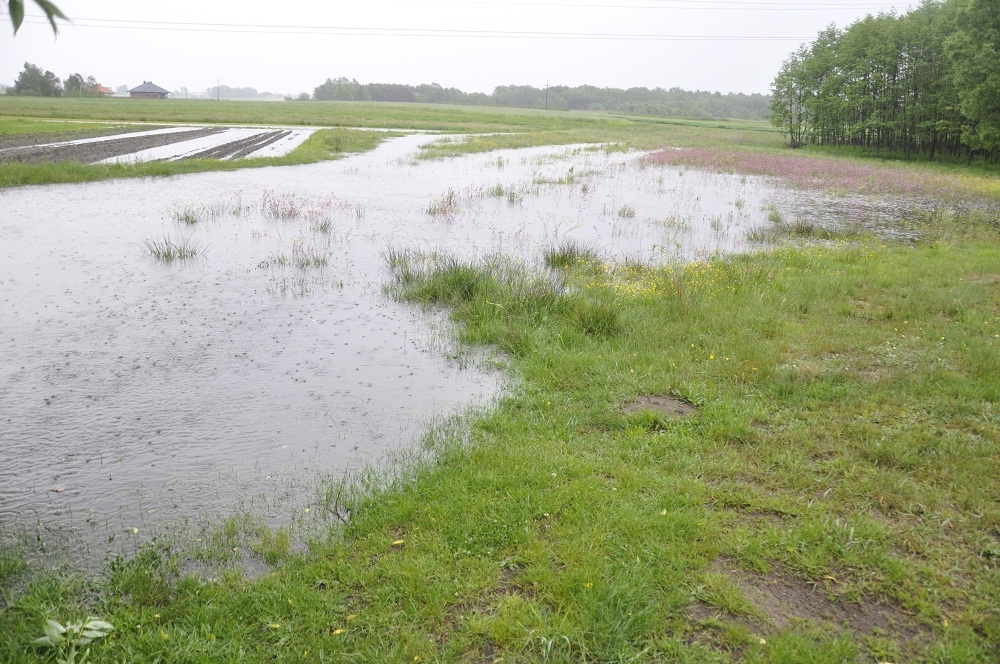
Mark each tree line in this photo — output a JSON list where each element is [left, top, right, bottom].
[[311, 77, 771, 120], [5, 62, 106, 97], [770, 0, 1000, 162]]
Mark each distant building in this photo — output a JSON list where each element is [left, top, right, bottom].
[[128, 81, 170, 100], [95, 85, 113, 96]]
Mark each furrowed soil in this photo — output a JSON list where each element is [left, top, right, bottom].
[[0, 127, 225, 163], [0, 124, 166, 150]]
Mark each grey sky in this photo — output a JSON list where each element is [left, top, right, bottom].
[[2, 0, 915, 97]]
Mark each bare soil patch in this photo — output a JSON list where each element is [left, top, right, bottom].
[[623, 394, 698, 417], [688, 556, 928, 646]]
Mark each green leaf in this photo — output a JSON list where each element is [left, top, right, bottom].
[[42, 619, 66, 644], [33, 636, 54, 647], [8, 0, 25, 32], [83, 619, 113, 633], [33, 0, 68, 33]]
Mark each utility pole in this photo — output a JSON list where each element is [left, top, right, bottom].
[[545, 79, 549, 111], [217, 77, 220, 101]]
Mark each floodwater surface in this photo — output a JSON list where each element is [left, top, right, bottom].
[[0, 135, 931, 564]]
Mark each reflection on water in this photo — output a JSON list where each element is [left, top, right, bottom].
[[0, 135, 934, 565]]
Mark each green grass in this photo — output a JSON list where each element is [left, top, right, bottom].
[[2, 212, 998, 660]]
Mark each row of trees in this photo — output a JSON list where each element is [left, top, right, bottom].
[[311, 77, 772, 120], [202, 85, 286, 100], [6, 62, 106, 97], [770, 0, 1000, 161]]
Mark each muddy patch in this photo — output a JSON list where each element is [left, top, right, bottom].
[[623, 394, 698, 418], [687, 556, 927, 651], [440, 564, 531, 655]]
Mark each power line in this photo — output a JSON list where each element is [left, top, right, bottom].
[[22, 16, 810, 41], [389, 0, 907, 9]]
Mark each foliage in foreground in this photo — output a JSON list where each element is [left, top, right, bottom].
[[1, 216, 998, 660]]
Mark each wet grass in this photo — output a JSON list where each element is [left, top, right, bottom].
[[3, 220, 998, 661], [746, 218, 867, 244], [1, 97, 743, 136]]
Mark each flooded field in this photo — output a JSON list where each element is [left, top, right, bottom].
[[0, 125, 318, 164], [0, 135, 935, 565]]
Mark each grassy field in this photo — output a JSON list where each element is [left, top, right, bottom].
[[0, 97, 778, 135], [1, 102, 998, 662]]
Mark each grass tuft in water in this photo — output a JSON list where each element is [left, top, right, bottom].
[[142, 236, 202, 261], [252, 527, 293, 566], [172, 208, 201, 225], [426, 188, 459, 216], [618, 204, 637, 218]]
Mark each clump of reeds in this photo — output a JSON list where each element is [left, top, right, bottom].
[[574, 298, 622, 337], [142, 236, 202, 261], [544, 239, 602, 269], [747, 216, 865, 243], [427, 188, 459, 216], [172, 208, 201, 225], [262, 191, 304, 220], [312, 218, 334, 235]]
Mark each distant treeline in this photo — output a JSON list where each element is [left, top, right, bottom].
[[770, 0, 1000, 162], [6, 62, 104, 97], [310, 78, 771, 120], [203, 85, 285, 100]]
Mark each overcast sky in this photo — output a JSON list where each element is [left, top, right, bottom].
[[2, 0, 917, 97]]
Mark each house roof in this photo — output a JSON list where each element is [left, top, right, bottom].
[[96, 85, 113, 95], [129, 81, 170, 94]]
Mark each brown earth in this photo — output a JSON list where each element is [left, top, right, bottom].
[[623, 394, 698, 417]]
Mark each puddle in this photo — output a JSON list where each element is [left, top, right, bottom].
[[0, 135, 938, 567]]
